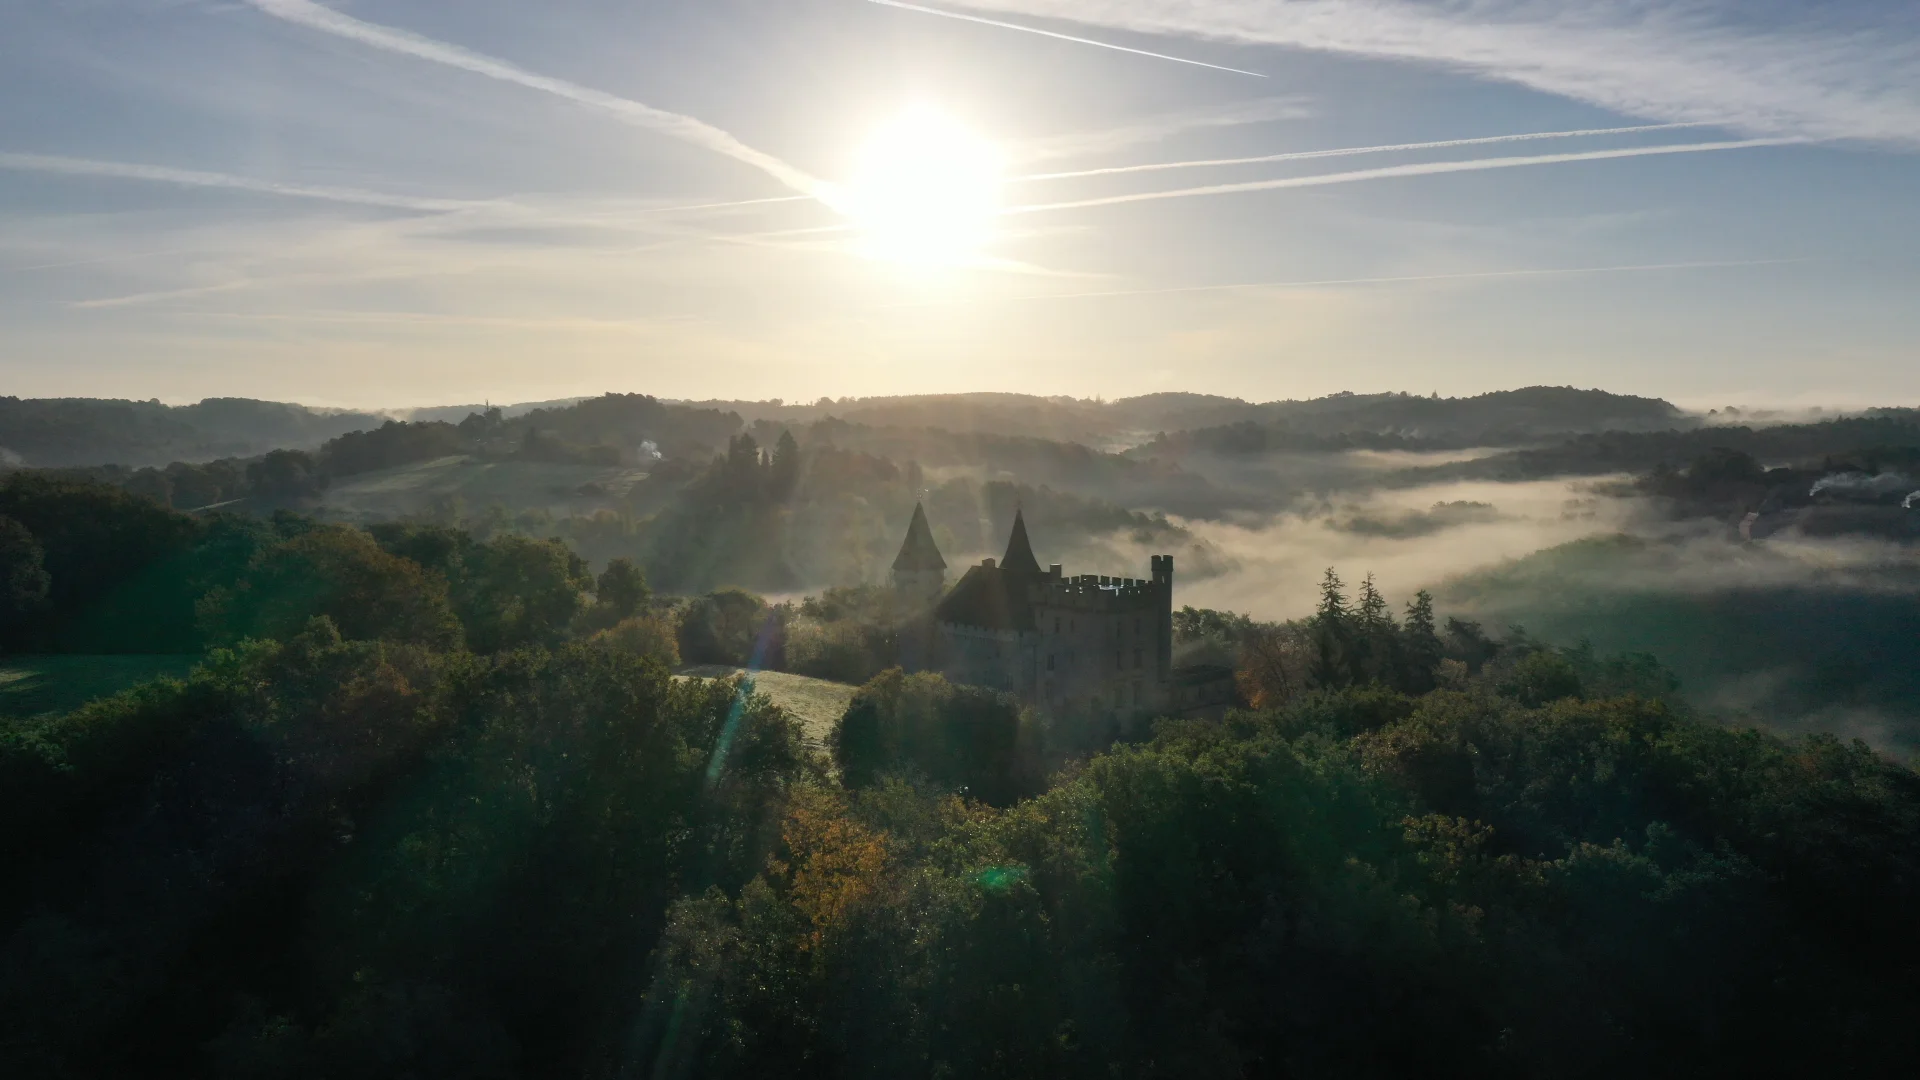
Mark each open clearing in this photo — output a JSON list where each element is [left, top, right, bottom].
[[0, 655, 199, 719], [317, 455, 653, 523], [677, 665, 857, 749]]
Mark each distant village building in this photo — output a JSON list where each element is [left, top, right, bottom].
[[889, 503, 1235, 726]]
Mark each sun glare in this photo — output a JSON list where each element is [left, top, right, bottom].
[[846, 106, 1004, 269]]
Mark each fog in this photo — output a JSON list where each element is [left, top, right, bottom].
[[1144, 477, 1642, 620]]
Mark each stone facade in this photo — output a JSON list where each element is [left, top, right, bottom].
[[890, 504, 1226, 726]]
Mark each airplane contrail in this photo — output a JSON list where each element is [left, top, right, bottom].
[[0, 151, 485, 212], [1015, 122, 1716, 182], [245, 0, 831, 202], [1006, 137, 1805, 213], [998, 258, 1818, 303], [863, 0, 1265, 78]]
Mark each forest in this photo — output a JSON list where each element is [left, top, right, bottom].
[[2, 388, 1919, 1077]]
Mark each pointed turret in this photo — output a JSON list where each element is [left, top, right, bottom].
[[892, 503, 946, 572], [1000, 508, 1042, 576]]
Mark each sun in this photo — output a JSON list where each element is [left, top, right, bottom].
[[845, 106, 1004, 268]]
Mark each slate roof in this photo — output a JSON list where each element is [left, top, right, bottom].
[[892, 503, 947, 572], [934, 564, 1035, 632], [999, 508, 1043, 576]]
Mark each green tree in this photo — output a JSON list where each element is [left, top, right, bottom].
[[454, 535, 591, 653], [199, 527, 462, 648], [1310, 567, 1352, 689], [0, 515, 51, 636], [595, 557, 650, 619], [1401, 589, 1444, 693], [676, 588, 773, 667], [768, 429, 801, 500]]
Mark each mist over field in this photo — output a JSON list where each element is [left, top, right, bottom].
[[6, 384, 1920, 1077]]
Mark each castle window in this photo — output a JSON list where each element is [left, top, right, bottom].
[[1047, 654, 1055, 672], [1054, 616, 1061, 633], [1134, 649, 1143, 669], [1135, 618, 1141, 635], [1115, 651, 1122, 670]]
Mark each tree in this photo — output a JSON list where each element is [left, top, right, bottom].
[[1401, 590, 1444, 693], [0, 515, 50, 637], [455, 535, 592, 653], [1354, 573, 1397, 684], [769, 429, 801, 500], [676, 589, 774, 667], [595, 557, 650, 620], [199, 526, 462, 648], [1310, 568, 1352, 689], [246, 449, 327, 500]]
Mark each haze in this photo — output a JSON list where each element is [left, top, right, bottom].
[[4, 0, 1918, 407]]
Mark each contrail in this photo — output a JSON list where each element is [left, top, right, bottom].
[[863, 0, 1265, 78], [1016, 122, 1715, 182], [0, 151, 484, 211], [1007, 137, 1805, 213], [998, 258, 1818, 303], [245, 0, 831, 202]]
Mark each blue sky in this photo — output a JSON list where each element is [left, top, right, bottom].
[[2, 0, 1916, 407]]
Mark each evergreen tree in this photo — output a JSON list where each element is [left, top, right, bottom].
[[1355, 573, 1397, 685], [1310, 568, 1351, 689], [1401, 589, 1443, 693], [769, 429, 801, 500]]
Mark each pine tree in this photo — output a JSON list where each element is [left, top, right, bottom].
[[770, 429, 801, 500], [1355, 574, 1398, 685], [1402, 590, 1444, 693], [1310, 568, 1351, 689]]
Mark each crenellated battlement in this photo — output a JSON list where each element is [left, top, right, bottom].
[[1033, 572, 1165, 612]]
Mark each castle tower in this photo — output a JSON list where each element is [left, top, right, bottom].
[[891, 502, 947, 605], [1000, 508, 1043, 576], [1151, 554, 1174, 681]]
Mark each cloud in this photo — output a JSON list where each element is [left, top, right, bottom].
[[863, 0, 1266, 77], [0, 151, 485, 212], [244, 0, 832, 201], [1015, 121, 1712, 182], [943, 1, 1920, 145], [1007, 137, 1801, 214]]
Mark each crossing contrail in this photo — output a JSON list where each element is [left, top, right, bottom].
[[863, 0, 1265, 78], [996, 258, 1817, 303], [1006, 137, 1804, 213], [1015, 122, 1716, 182], [0, 150, 484, 212], [245, 0, 832, 202]]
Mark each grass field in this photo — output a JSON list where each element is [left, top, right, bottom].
[[0, 655, 199, 720], [317, 455, 653, 523], [677, 665, 858, 749]]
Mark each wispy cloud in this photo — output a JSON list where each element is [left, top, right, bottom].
[[1007, 137, 1802, 214], [244, 0, 832, 200], [944, 1, 1920, 145], [0, 151, 484, 212], [1015, 122, 1712, 182], [863, 0, 1265, 78]]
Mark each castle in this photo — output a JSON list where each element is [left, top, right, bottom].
[[891, 503, 1233, 724]]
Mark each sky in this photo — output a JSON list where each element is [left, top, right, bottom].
[[2, 0, 1918, 408]]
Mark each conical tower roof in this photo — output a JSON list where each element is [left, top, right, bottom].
[[1000, 508, 1043, 575], [892, 503, 947, 572]]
